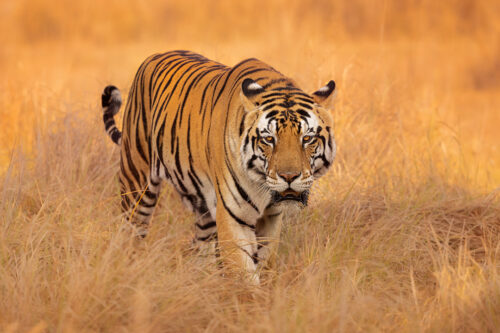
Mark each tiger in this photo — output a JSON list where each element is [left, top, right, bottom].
[[101, 50, 336, 283]]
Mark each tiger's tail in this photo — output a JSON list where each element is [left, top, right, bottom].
[[101, 85, 122, 145]]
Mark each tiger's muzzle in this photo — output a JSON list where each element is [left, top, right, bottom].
[[270, 189, 310, 206]]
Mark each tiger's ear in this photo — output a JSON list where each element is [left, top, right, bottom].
[[312, 80, 336, 108], [240, 78, 265, 111]]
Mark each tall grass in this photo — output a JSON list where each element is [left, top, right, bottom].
[[1, 0, 499, 331]]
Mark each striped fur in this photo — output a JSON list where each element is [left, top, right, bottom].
[[101, 50, 336, 283], [102, 85, 122, 145]]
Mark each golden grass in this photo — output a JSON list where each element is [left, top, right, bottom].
[[1, 0, 499, 331]]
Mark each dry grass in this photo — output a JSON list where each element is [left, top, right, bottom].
[[1, 0, 499, 331]]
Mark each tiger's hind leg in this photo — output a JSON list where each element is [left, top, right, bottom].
[[192, 210, 218, 262], [118, 157, 161, 238]]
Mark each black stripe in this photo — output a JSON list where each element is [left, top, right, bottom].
[[174, 139, 183, 179], [262, 103, 277, 111], [137, 65, 150, 162], [156, 120, 166, 164], [187, 170, 208, 214], [295, 96, 314, 103], [260, 98, 279, 106], [262, 92, 285, 99], [297, 102, 313, 110], [262, 78, 290, 89], [239, 112, 247, 136], [141, 200, 157, 208], [296, 109, 310, 118], [247, 154, 257, 169], [289, 91, 314, 99], [271, 86, 301, 92], [233, 178, 259, 213], [120, 159, 139, 203], [124, 140, 142, 186], [111, 130, 121, 144], [225, 163, 259, 213], [279, 100, 296, 108], [196, 221, 216, 230], [121, 199, 130, 212], [326, 126, 333, 150], [170, 110, 179, 153], [173, 170, 188, 193], [216, 180, 255, 230], [265, 110, 279, 118], [144, 189, 157, 200], [252, 253, 259, 264], [135, 125, 149, 163], [242, 133, 250, 153]]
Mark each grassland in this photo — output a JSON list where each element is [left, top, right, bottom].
[[0, 0, 499, 331]]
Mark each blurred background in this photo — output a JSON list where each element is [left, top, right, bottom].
[[1, 1, 500, 331]]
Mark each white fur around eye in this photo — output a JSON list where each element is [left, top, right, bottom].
[[301, 113, 319, 133]]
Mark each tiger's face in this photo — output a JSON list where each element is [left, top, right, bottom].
[[239, 79, 336, 205]]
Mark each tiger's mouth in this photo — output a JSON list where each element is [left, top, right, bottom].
[[271, 189, 309, 206]]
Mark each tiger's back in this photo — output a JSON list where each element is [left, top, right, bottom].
[[119, 51, 229, 235]]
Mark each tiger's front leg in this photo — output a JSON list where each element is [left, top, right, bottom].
[[215, 200, 259, 284], [256, 206, 283, 268]]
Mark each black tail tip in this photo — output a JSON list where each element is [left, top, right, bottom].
[[101, 85, 120, 108]]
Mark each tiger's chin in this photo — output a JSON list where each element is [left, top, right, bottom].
[[270, 190, 309, 208]]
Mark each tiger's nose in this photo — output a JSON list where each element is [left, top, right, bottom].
[[278, 172, 301, 184]]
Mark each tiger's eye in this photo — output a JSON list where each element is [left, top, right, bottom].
[[303, 135, 313, 143], [261, 136, 274, 144]]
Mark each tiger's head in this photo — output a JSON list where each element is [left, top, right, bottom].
[[239, 78, 336, 206]]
